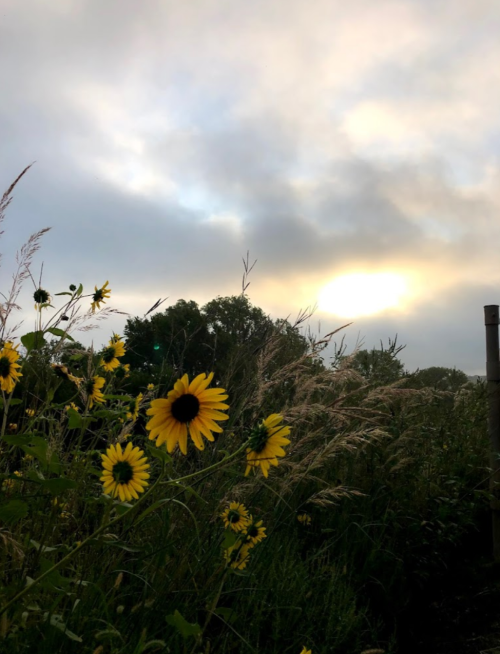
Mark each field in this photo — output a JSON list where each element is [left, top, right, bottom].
[[0, 172, 493, 653]]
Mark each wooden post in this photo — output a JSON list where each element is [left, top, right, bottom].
[[485, 305, 500, 561]]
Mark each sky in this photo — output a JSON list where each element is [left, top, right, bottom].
[[1, 0, 500, 375]]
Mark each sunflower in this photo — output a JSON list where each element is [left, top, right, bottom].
[[100, 336, 126, 372], [51, 363, 82, 386], [33, 287, 51, 310], [100, 442, 150, 502], [65, 402, 80, 412], [146, 372, 229, 455], [243, 517, 267, 546], [221, 502, 251, 533], [245, 414, 291, 478], [127, 393, 143, 421], [25, 409, 35, 417], [147, 383, 155, 391], [91, 281, 111, 313], [224, 542, 252, 570], [115, 363, 130, 380], [85, 376, 106, 408], [299, 648, 312, 654], [297, 513, 312, 525], [0, 342, 22, 394]]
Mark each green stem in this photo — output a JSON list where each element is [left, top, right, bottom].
[[190, 571, 228, 654], [160, 441, 248, 487], [0, 391, 11, 440], [0, 469, 164, 618]]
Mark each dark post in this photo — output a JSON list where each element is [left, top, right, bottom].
[[485, 305, 500, 561]]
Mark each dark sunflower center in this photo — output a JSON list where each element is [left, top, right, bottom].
[[102, 346, 116, 363], [93, 289, 104, 302], [248, 424, 270, 453], [171, 394, 200, 423], [112, 461, 133, 484], [53, 365, 68, 379], [85, 379, 95, 395], [228, 509, 243, 524], [0, 356, 11, 378], [246, 524, 258, 537], [33, 288, 49, 304]]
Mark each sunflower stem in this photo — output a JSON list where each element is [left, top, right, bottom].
[[0, 390, 11, 440], [160, 441, 248, 486], [190, 571, 228, 654], [0, 467, 164, 618]]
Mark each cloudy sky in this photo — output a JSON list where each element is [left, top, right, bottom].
[[2, 0, 500, 375]]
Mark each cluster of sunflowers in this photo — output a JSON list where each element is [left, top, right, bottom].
[[1, 284, 293, 505], [221, 501, 267, 570], [0, 278, 313, 649]]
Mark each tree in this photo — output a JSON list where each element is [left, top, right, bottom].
[[344, 339, 406, 385], [408, 366, 468, 392], [123, 299, 210, 376], [121, 295, 314, 402]]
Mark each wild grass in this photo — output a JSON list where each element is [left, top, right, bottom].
[[0, 170, 490, 654]]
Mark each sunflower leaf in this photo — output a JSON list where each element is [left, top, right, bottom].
[[3, 433, 62, 473], [222, 530, 239, 549], [45, 327, 75, 341], [21, 331, 46, 353], [213, 607, 238, 624], [0, 500, 29, 525], [55, 292, 73, 296], [166, 610, 201, 639], [146, 446, 172, 464], [39, 477, 77, 495], [75, 283, 83, 296], [44, 613, 82, 642], [0, 398, 22, 408]]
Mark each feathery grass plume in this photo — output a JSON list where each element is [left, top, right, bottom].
[[0, 164, 34, 246], [0, 227, 51, 342]]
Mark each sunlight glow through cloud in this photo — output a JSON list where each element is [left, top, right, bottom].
[[318, 272, 409, 318]]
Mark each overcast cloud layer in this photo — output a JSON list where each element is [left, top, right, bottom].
[[2, 0, 500, 374]]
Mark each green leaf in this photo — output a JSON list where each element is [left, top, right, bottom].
[[3, 434, 62, 473], [45, 327, 75, 341], [30, 539, 58, 553], [134, 497, 171, 524], [0, 398, 22, 408], [39, 478, 77, 495], [93, 409, 120, 419], [147, 446, 172, 464], [76, 283, 83, 296], [21, 331, 46, 353], [55, 292, 73, 296], [166, 610, 201, 639], [214, 607, 237, 624], [222, 530, 239, 550], [39, 559, 72, 591], [0, 500, 29, 525], [67, 409, 82, 429], [106, 541, 143, 553], [114, 503, 133, 516], [45, 613, 82, 642]]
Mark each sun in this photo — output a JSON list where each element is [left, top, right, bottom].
[[318, 272, 408, 318]]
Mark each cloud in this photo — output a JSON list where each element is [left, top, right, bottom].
[[1, 0, 500, 373]]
